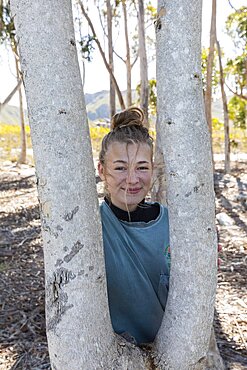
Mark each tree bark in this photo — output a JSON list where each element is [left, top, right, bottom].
[[122, 0, 132, 107], [78, 0, 125, 110], [138, 0, 149, 126], [217, 40, 230, 174], [155, 1, 217, 368], [106, 0, 116, 118], [205, 0, 216, 135]]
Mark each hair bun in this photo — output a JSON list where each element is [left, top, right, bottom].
[[111, 107, 145, 130]]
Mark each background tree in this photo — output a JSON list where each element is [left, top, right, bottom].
[[205, 0, 217, 135], [106, 0, 116, 117], [138, 0, 149, 125], [217, 40, 230, 173], [0, 0, 26, 163], [225, 6, 247, 131]]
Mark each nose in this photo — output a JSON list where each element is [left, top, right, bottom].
[[126, 169, 139, 185]]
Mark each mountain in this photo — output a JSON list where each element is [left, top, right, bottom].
[[0, 90, 224, 125]]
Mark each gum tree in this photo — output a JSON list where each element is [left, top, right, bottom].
[[11, 0, 218, 368]]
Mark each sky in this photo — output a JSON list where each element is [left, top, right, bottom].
[[0, 0, 244, 107]]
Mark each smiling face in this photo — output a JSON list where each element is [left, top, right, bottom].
[[98, 142, 153, 212]]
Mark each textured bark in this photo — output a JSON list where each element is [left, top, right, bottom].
[[138, 0, 149, 126], [122, 0, 132, 107], [205, 0, 216, 134], [217, 40, 230, 174], [155, 1, 217, 369], [78, 0, 125, 110], [106, 0, 116, 118]]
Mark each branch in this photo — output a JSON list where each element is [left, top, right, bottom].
[[0, 79, 22, 111], [227, 0, 237, 11], [225, 82, 247, 101], [78, 0, 125, 109]]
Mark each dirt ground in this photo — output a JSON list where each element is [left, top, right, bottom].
[[0, 160, 246, 370]]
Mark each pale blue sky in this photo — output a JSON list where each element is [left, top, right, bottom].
[[0, 0, 244, 107]]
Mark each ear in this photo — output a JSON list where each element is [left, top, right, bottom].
[[98, 162, 105, 181]]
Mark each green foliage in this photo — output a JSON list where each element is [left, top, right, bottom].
[[226, 6, 247, 49], [212, 118, 224, 131], [136, 78, 157, 115], [0, 1, 15, 45], [201, 47, 220, 94], [79, 34, 96, 62], [228, 96, 246, 129]]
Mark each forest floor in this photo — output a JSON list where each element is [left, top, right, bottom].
[[0, 160, 246, 370]]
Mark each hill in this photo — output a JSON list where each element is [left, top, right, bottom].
[[0, 90, 223, 125]]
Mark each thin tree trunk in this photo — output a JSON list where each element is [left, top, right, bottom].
[[78, 0, 125, 110], [122, 0, 132, 107], [13, 44, 26, 164], [217, 39, 230, 174], [138, 0, 149, 126], [155, 1, 217, 368], [0, 79, 22, 111], [106, 0, 116, 118], [205, 0, 216, 135]]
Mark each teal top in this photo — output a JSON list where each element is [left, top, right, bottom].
[[100, 201, 170, 344]]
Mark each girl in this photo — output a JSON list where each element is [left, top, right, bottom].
[[98, 107, 170, 345]]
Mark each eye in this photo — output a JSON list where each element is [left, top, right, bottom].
[[114, 167, 127, 171], [137, 166, 150, 171]]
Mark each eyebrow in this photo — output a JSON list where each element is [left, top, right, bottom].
[[113, 160, 150, 164]]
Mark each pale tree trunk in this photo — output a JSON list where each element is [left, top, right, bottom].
[[122, 0, 132, 107], [12, 0, 219, 368], [106, 0, 116, 118], [78, 0, 125, 110], [205, 0, 216, 135], [155, 1, 217, 368], [217, 39, 230, 174], [138, 0, 149, 126], [10, 0, 151, 368], [13, 44, 27, 164]]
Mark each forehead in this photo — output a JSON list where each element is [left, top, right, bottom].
[[105, 142, 152, 163]]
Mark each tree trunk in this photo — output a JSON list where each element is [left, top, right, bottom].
[[78, 0, 125, 110], [155, 1, 217, 368], [13, 44, 26, 164], [138, 0, 149, 126], [106, 0, 116, 118], [217, 40, 230, 174], [122, 0, 132, 107], [12, 0, 218, 368], [205, 0, 216, 135]]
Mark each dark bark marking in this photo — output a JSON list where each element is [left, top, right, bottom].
[[166, 120, 175, 125], [185, 191, 192, 197], [70, 38, 76, 46], [56, 225, 63, 232], [207, 227, 212, 232], [47, 268, 75, 331], [58, 108, 67, 114], [89, 265, 94, 271], [64, 240, 84, 263], [64, 206, 79, 221], [170, 171, 178, 177], [78, 269, 85, 276], [155, 7, 166, 32], [55, 259, 63, 267]]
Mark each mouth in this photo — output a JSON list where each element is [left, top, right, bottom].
[[126, 188, 142, 195]]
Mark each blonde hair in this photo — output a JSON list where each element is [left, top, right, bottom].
[[99, 107, 153, 164]]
